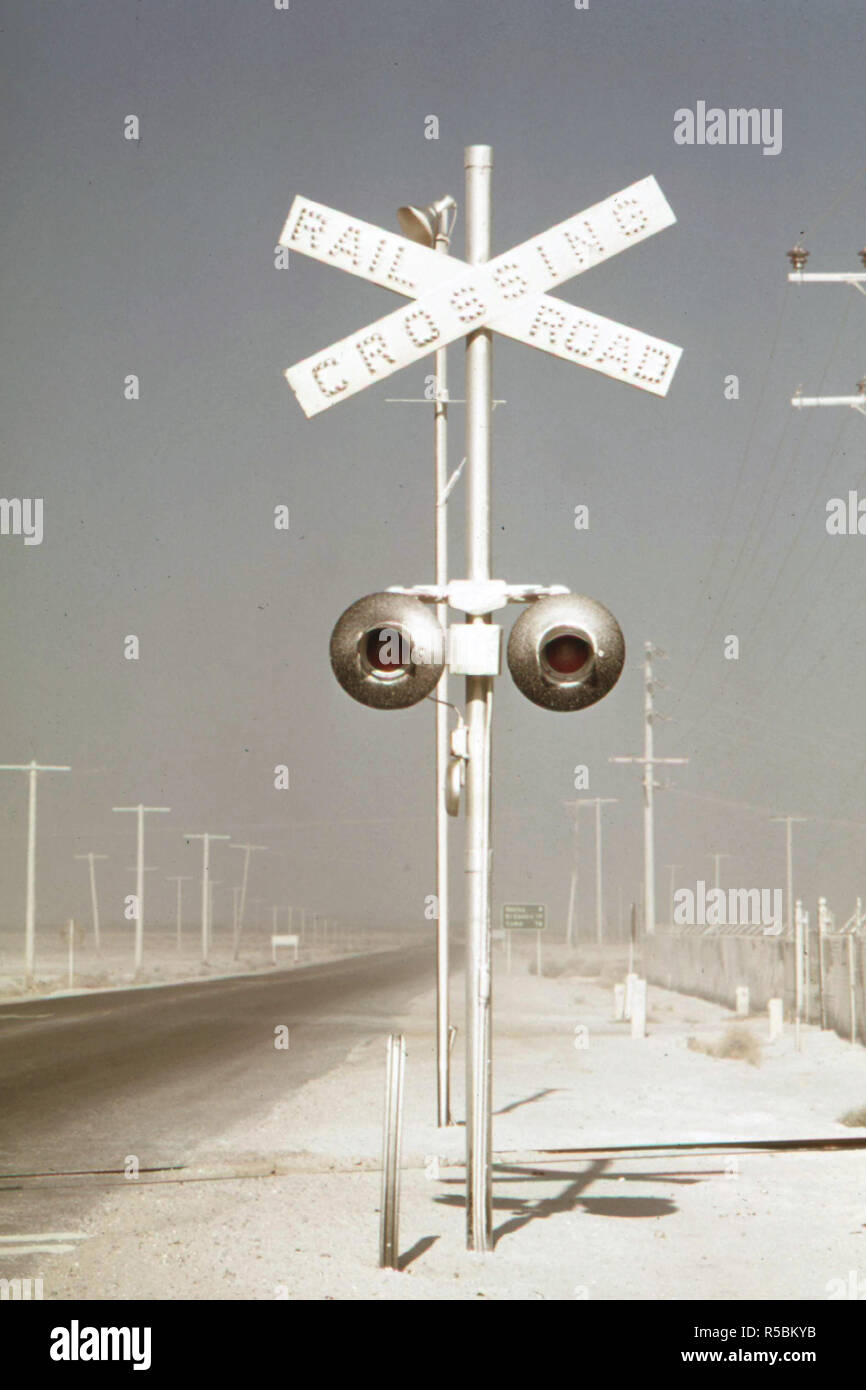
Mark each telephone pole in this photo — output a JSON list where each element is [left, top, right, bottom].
[[229, 842, 268, 958], [665, 863, 683, 926], [610, 644, 688, 935], [708, 852, 730, 893], [112, 804, 170, 977], [166, 874, 192, 950], [566, 798, 618, 944], [184, 832, 231, 964], [74, 851, 108, 951], [771, 815, 806, 941], [564, 805, 580, 947], [0, 761, 71, 985]]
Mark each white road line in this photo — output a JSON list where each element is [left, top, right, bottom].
[[0, 1232, 90, 1243], [0, 1245, 78, 1256]]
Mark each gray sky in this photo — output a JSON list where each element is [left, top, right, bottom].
[[2, 0, 866, 933]]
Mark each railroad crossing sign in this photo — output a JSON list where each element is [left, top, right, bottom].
[[280, 176, 682, 417], [502, 903, 547, 931]]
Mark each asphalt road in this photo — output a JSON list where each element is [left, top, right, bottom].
[[0, 946, 434, 1248]]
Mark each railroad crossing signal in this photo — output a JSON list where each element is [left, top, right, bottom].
[[280, 176, 682, 416], [278, 149, 682, 1253]]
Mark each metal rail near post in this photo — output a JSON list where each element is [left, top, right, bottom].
[[379, 1032, 406, 1270]]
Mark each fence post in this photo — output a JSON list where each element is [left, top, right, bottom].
[[379, 1033, 406, 1270], [630, 978, 647, 1038], [848, 934, 857, 1046], [817, 898, 828, 1030]]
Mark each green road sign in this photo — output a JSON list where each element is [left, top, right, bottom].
[[501, 903, 546, 931]]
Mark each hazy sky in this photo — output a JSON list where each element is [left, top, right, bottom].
[[3, 0, 866, 935]]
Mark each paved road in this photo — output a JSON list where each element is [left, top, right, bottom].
[[0, 947, 434, 1252]]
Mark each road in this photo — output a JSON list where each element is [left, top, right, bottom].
[[0, 946, 433, 1260]]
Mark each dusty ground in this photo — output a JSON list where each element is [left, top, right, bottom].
[[10, 938, 866, 1300], [0, 923, 405, 1003]]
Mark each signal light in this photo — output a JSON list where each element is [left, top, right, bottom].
[[330, 592, 446, 709], [506, 594, 625, 711]]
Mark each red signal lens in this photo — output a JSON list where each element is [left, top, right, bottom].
[[541, 632, 592, 676], [364, 627, 409, 674]]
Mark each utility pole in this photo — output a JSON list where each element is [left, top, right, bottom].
[[665, 863, 682, 926], [0, 761, 71, 985], [208, 879, 221, 943], [112, 804, 170, 978], [231, 885, 242, 949], [564, 805, 580, 947], [184, 832, 230, 964], [709, 852, 730, 893], [610, 644, 688, 936], [74, 851, 108, 951], [166, 874, 192, 950], [786, 248, 866, 415], [229, 843, 267, 958], [566, 798, 618, 944], [771, 815, 806, 942], [464, 143, 494, 1253]]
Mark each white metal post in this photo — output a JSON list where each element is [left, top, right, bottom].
[[113, 804, 170, 978], [67, 919, 75, 990], [464, 143, 494, 1254], [643, 647, 656, 936], [434, 219, 452, 1131]]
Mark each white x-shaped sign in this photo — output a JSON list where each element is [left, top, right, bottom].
[[280, 175, 682, 418]]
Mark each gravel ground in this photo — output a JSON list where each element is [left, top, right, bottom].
[[15, 938, 866, 1300]]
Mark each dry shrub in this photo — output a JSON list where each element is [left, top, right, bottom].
[[688, 1025, 762, 1067]]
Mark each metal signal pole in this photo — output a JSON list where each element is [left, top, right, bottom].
[[464, 143, 494, 1253], [0, 761, 71, 985], [433, 220, 453, 1132]]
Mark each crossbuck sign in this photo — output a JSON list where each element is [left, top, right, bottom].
[[280, 176, 682, 417]]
